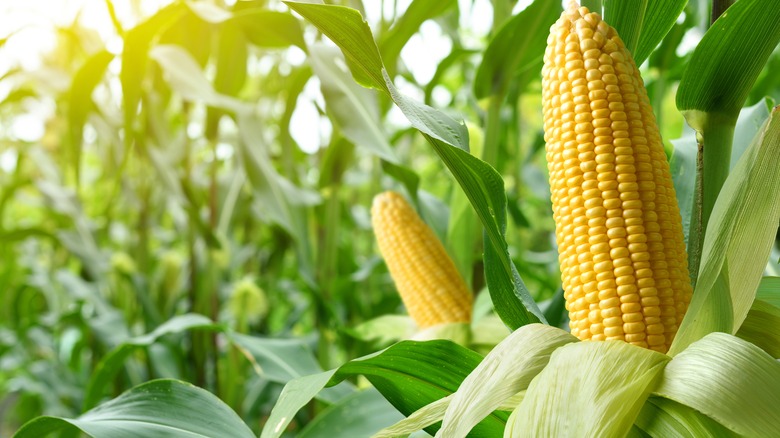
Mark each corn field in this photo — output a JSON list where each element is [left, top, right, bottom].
[[1, 0, 779, 436]]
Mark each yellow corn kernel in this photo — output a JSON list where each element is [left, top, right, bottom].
[[371, 191, 473, 328], [543, 3, 693, 353]]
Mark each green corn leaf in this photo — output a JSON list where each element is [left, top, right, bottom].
[[634, 397, 738, 438], [309, 44, 398, 163], [655, 333, 780, 437], [286, 3, 387, 92], [234, 9, 306, 49], [472, 0, 561, 99], [373, 396, 453, 438], [121, 3, 184, 137], [676, 0, 780, 124], [671, 106, 780, 355], [736, 276, 780, 358], [261, 371, 338, 438], [149, 45, 249, 113], [508, 341, 670, 438], [333, 341, 503, 436], [82, 314, 221, 410], [632, 0, 688, 65], [261, 340, 507, 438], [378, 0, 457, 71], [298, 388, 404, 438], [228, 333, 354, 403], [67, 50, 113, 185], [16, 379, 254, 438], [603, 0, 648, 55]]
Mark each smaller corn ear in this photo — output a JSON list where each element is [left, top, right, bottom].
[[371, 191, 473, 328]]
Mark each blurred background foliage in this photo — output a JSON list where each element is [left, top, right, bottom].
[[1, 0, 779, 435]]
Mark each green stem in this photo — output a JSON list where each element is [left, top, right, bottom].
[[700, 122, 735, 235], [315, 186, 340, 369], [688, 120, 735, 286]]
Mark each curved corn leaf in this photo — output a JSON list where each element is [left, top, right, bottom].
[[671, 106, 780, 355], [82, 314, 220, 410], [602, 0, 648, 55], [655, 333, 780, 437], [676, 0, 780, 124], [472, 0, 561, 99], [261, 371, 337, 438], [228, 333, 354, 404], [591, 0, 687, 65], [334, 341, 504, 436], [285, 3, 386, 92], [736, 276, 780, 358], [149, 45, 248, 113], [634, 397, 738, 438], [15, 379, 254, 438], [285, 0, 545, 328], [68, 50, 113, 183], [437, 324, 576, 438], [121, 3, 184, 135], [234, 9, 306, 49], [378, 0, 457, 71], [309, 44, 398, 163], [373, 395, 452, 438], [632, 0, 688, 65], [298, 388, 404, 438], [508, 341, 670, 438], [261, 340, 506, 438]]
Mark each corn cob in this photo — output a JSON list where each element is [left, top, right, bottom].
[[542, 3, 693, 353], [371, 191, 472, 328]]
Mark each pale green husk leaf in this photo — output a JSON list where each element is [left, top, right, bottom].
[[507, 341, 669, 437], [634, 396, 738, 437], [436, 324, 576, 437], [655, 332, 780, 437]]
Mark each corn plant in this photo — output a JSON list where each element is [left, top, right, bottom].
[[3, 0, 780, 437]]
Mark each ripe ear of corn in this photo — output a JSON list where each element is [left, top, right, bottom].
[[542, 3, 693, 353], [371, 191, 473, 328]]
